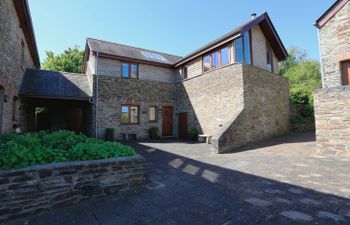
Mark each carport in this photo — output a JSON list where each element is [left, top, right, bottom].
[[19, 69, 93, 135]]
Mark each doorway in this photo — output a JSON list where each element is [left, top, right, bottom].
[[162, 106, 173, 136]]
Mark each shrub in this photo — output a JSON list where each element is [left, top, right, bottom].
[[187, 128, 198, 141], [148, 127, 159, 139], [0, 131, 135, 170]]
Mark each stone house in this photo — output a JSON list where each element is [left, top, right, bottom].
[[19, 12, 290, 153], [0, 0, 40, 134], [314, 0, 350, 155]]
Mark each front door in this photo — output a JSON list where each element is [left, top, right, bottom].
[[342, 60, 350, 85], [178, 112, 188, 139], [162, 106, 173, 136]]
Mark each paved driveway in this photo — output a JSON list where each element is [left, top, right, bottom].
[[10, 132, 350, 225]]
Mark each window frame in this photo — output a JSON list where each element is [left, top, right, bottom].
[[202, 44, 231, 73], [121, 62, 139, 79], [266, 41, 274, 72], [121, 104, 140, 125], [149, 105, 157, 122], [341, 59, 350, 86], [235, 30, 252, 64]]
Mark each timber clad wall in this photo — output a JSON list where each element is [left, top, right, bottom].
[[318, 1, 350, 88], [97, 58, 175, 83], [251, 26, 279, 74], [0, 0, 36, 133]]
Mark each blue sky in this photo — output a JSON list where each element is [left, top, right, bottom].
[[28, 0, 335, 62]]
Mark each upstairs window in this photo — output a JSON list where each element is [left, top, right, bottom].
[[202, 45, 230, 72], [235, 31, 251, 64], [121, 63, 138, 79], [121, 105, 139, 124], [182, 66, 188, 79]]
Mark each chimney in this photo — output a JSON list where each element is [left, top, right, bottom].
[[251, 13, 257, 19]]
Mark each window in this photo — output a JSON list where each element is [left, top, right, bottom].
[[182, 66, 188, 79], [149, 106, 157, 122], [203, 55, 211, 72], [202, 45, 230, 72], [121, 105, 139, 124], [141, 51, 168, 62], [220, 47, 229, 66], [266, 42, 273, 72], [341, 60, 350, 85], [121, 63, 138, 79], [244, 32, 251, 64], [235, 31, 251, 64]]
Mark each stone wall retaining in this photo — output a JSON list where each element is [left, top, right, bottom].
[[0, 155, 146, 222]]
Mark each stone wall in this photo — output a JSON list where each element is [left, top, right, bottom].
[[0, 0, 36, 134], [214, 64, 289, 153], [318, 1, 350, 88], [314, 86, 350, 156], [0, 155, 146, 222], [96, 76, 176, 139], [176, 63, 244, 137]]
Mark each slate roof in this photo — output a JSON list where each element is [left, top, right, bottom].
[[87, 38, 182, 65], [19, 69, 92, 100]]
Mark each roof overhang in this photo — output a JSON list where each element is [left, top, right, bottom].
[[315, 0, 349, 29], [12, 0, 40, 68], [175, 12, 288, 67]]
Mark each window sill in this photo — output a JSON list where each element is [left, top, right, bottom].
[[121, 123, 140, 125]]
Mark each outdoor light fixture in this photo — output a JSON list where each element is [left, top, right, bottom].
[[158, 109, 162, 113], [3, 94, 9, 103]]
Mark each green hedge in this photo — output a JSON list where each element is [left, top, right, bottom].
[[0, 131, 135, 170]]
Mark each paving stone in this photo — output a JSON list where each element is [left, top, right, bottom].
[[244, 197, 272, 207], [317, 211, 345, 222], [299, 197, 323, 206], [280, 210, 313, 222], [288, 188, 304, 194]]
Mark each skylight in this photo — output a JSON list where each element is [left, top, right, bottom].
[[141, 51, 168, 62]]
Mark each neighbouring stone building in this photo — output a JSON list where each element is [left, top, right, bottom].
[[314, 0, 350, 155], [18, 12, 290, 153], [0, 0, 40, 134]]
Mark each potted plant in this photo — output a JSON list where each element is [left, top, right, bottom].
[[105, 128, 114, 141], [187, 127, 198, 141], [148, 127, 159, 139]]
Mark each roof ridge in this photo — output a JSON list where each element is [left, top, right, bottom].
[[26, 68, 86, 76], [86, 37, 183, 58]]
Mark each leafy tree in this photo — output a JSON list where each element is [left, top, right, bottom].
[[42, 46, 84, 73], [279, 47, 321, 105]]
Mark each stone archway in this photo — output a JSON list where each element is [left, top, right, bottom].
[[0, 86, 4, 133]]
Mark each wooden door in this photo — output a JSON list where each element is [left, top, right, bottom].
[[162, 106, 173, 136], [178, 112, 188, 139], [342, 60, 350, 85], [67, 108, 82, 133]]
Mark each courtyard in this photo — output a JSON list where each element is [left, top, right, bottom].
[[8, 132, 350, 225]]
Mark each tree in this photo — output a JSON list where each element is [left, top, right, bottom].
[[42, 46, 84, 73], [279, 47, 321, 105]]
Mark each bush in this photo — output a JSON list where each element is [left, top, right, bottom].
[[187, 128, 198, 141], [0, 130, 135, 170], [148, 127, 159, 139]]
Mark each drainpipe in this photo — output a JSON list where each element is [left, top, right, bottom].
[[95, 51, 99, 138], [316, 28, 325, 88]]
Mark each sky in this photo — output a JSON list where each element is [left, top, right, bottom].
[[28, 0, 335, 62]]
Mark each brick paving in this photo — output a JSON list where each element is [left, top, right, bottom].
[[8, 132, 350, 225]]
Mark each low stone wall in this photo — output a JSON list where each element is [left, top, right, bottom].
[[0, 155, 146, 222], [314, 86, 350, 156]]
